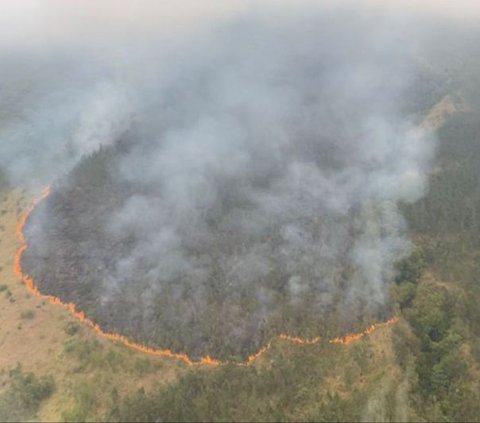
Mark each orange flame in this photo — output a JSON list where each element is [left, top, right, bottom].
[[328, 317, 399, 345], [14, 188, 398, 367]]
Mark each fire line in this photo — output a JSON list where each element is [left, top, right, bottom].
[[14, 187, 398, 367]]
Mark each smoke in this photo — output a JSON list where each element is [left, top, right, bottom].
[[0, 0, 448, 186], [4, 0, 452, 355], [99, 7, 434, 313], [0, 54, 131, 184]]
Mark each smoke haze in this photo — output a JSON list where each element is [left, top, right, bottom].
[[5, 0, 460, 357], [0, 0, 459, 184]]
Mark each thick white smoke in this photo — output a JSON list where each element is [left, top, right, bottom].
[[4, 0, 446, 357], [93, 8, 434, 312]]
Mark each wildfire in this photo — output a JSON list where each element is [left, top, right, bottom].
[[328, 317, 399, 345], [14, 187, 398, 367]]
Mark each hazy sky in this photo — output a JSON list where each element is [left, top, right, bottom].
[[0, 0, 479, 50]]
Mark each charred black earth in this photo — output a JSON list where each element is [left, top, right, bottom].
[[22, 136, 394, 361]]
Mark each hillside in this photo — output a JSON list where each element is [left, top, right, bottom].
[[2, 9, 480, 421], [106, 91, 480, 422], [0, 88, 478, 421], [0, 185, 409, 421]]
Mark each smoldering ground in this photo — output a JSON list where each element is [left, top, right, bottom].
[[9, 1, 441, 358]]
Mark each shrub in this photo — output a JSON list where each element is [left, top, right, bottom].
[[20, 310, 35, 320], [0, 365, 55, 421], [65, 321, 81, 336]]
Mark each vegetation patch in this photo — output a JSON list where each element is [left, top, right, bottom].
[[0, 365, 55, 422], [20, 309, 35, 320]]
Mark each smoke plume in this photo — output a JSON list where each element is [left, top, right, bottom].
[[4, 1, 444, 357]]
